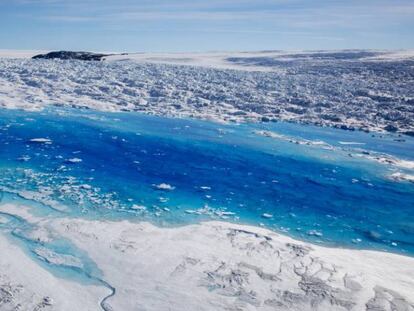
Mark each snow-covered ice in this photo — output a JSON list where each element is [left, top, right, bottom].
[[0, 203, 413, 311], [0, 49, 413, 311], [0, 49, 413, 134]]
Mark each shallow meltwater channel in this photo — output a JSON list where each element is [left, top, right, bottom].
[[0, 107, 413, 258]]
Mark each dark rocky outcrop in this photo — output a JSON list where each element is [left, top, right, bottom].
[[32, 51, 110, 61]]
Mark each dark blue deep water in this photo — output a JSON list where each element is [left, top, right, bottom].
[[1, 108, 413, 255]]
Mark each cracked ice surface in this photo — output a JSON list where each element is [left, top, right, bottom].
[[0, 50, 413, 134], [0, 202, 413, 311]]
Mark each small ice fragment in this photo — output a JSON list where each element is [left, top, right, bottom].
[[215, 211, 236, 217], [29, 138, 52, 144], [17, 155, 31, 162], [352, 238, 362, 244], [185, 210, 197, 214], [391, 242, 397, 247], [200, 186, 211, 190], [153, 183, 175, 191], [80, 184, 92, 190], [390, 172, 414, 183], [131, 204, 146, 211], [351, 179, 359, 183], [67, 158, 82, 163], [163, 207, 170, 212], [307, 230, 323, 237], [339, 141, 365, 145], [262, 213, 273, 219]]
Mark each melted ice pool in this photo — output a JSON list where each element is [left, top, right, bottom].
[[0, 108, 413, 255]]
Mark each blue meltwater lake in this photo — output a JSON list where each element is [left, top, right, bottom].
[[0, 107, 413, 255]]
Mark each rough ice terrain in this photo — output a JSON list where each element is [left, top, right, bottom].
[[0, 203, 413, 311], [0, 50, 413, 134], [0, 50, 413, 311]]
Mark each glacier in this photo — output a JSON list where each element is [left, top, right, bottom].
[[0, 50, 413, 310]]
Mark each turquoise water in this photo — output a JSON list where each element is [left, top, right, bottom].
[[0, 107, 413, 258]]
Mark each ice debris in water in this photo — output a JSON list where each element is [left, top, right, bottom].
[[29, 138, 52, 144], [66, 158, 83, 163], [153, 183, 175, 191], [17, 155, 31, 162], [307, 230, 323, 237], [131, 204, 147, 211], [184, 205, 237, 219], [261, 213, 273, 219]]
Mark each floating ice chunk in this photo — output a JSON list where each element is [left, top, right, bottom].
[[29, 138, 52, 144], [261, 213, 273, 219], [17, 155, 31, 162], [214, 211, 236, 217], [352, 238, 362, 244], [67, 158, 83, 163], [159, 197, 169, 203], [200, 186, 211, 190], [394, 159, 414, 170], [390, 172, 414, 183], [338, 141, 365, 145], [254, 130, 285, 139], [153, 183, 175, 191], [57, 165, 67, 171], [185, 209, 197, 214], [307, 230, 323, 237], [131, 204, 146, 211]]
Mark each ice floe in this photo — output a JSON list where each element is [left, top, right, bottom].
[[153, 183, 175, 191], [29, 138, 52, 144]]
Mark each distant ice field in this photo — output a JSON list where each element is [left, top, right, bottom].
[[1, 49, 414, 134], [1, 107, 413, 255]]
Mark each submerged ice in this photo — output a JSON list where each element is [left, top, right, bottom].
[[0, 107, 414, 256]]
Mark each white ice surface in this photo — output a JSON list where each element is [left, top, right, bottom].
[[0, 203, 413, 311], [0, 233, 108, 311], [0, 49, 413, 132]]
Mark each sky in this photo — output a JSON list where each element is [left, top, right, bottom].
[[0, 0, 413, 52]]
